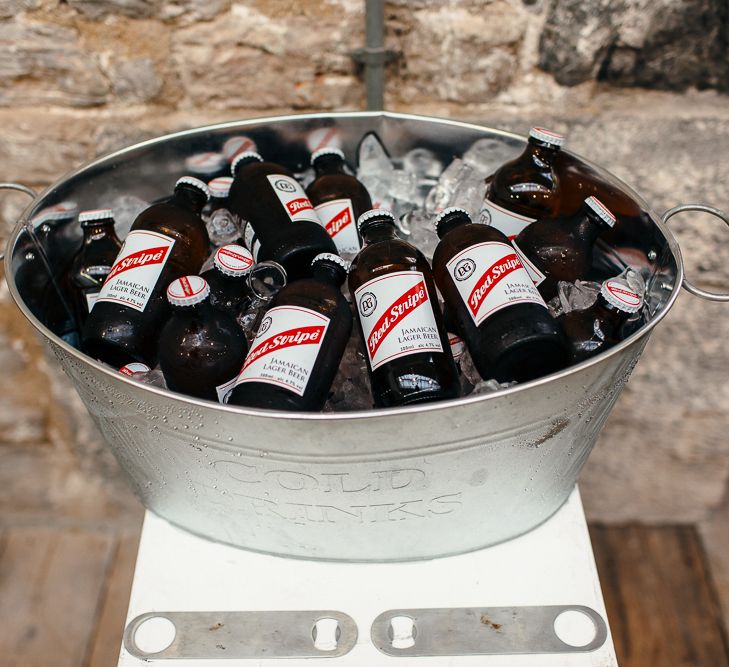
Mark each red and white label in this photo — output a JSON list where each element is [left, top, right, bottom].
[[266, 175, 320, 225], [478, 199, 536, 240], [314, 198, 360, 255], [446, 242, 546, 326], [96, 230, 175, 312], [603, 279, 642, 310], [242, 221, 261, 261], [511, 239, 547, 286], [354, 271, 443, 371], [232, 306, 330, 397], [216, 374, 240, 404], [119, 362, 151, 376], [448, 333, 466, 363]]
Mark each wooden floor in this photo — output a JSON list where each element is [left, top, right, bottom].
[[0, 524, 727, 666]]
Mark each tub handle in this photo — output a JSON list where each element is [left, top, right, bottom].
[[662, 204, 729, 302], [0, 182, 38, 262]]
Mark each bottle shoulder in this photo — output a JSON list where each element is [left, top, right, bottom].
[[270, 279, 349, 317], [434, 224, 510, 265], [349, 239, 433, 288]]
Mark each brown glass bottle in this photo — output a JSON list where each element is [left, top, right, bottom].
[[554, 151, 652, 247], [349, 209, 460, 408], [227, 253, 353, 412], [513, 196, 616, 301], [305, 147, 373, 258], [67, 209, 122, 328], [432, 207, 567, 383], [200, 244, 255, 319], [82, 177, 211, 368], [478, 127, 565, 240], [559, 275, 644, 363], [228, 151, 336, 280], [158, 276, 248, 402]]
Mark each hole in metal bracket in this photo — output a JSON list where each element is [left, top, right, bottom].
[[312, 617, 340, 651], [134, 616, 176, 654], [553, 609, 598, 648], [388, 615, 416, 649]]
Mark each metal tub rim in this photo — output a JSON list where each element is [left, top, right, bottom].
[[3, 110, 684, 424]]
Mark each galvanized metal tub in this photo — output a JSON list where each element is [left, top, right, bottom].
[[3, 112, 727, 562]]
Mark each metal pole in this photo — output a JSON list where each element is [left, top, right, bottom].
[[365, 0, 385, 110]]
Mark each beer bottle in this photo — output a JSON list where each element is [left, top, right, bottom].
[[67, 209, 122, 327], [200, 244, 255, 319], [82, 177, 211, 368], [555, 151, 652, 247], [513, 196, 616, 301], [158, 276, 248, 403], [228, 151, 336, 279], [478, 127, 565, 239], [227, 253, 353, 411], [348, 209, 460, 407], [432, 207, 567, 383], [559, 275, 644, 363], [305, 147, 372, 258]]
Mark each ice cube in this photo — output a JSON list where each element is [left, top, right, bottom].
[[205, 208, 241, 248], [423, 159, 474, 215], [400, 208, 439, 258], [402, 147, 443, 181], [357, 132, 394, 178], [324, 325, 373, 412], [462, 137, 522, 176], [552, 280, 601, 317], [109, 194, 149, 239], [470, 378, 517, 395]]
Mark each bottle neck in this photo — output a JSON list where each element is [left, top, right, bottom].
[[170, 300, 210, 316], [436, 217, 469, 239], [82, 221, 116, 244], [594, 296, 629, 328], [362, 221, 398, 244], [574, 210, 610, 245], [214, 266, 248, 283], [313, 155, 346, 177], [526, 139, 559, 169], [311, 263, 345, 287], [173, 187, 207, 214]]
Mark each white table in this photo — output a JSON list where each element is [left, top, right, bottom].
[[118, 486, 618, 666]]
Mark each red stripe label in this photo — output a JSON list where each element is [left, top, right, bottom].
[[367, 281, 429, 358], [286, 198, 314, 216], [467, 253, 522, 317], [242, 325, 326, 371], [104, 246, 171, 284], [325, 206, 352, 237]]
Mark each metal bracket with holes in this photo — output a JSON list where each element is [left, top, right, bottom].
[[370, 605, 608, 656], [123, 610, 358, 660]]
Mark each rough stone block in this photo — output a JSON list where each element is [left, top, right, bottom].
[[67, 0, 230, 22], [391, 2, 526, 104], [0, 20, 109, 108], [172, 3, 363, 110], [539, 0, 728, 91], [0, 0, 42, 19], [101, 56, 162, 103], [0, 108, 97, 183]]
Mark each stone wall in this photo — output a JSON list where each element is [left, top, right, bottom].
[[1, 0, 728, 526]]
